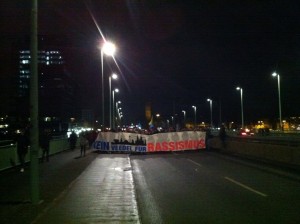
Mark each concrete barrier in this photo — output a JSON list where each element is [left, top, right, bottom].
[[209, 137, 300, 167], [0, 138, 70, 171]]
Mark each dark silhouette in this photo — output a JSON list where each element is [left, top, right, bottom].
[[205, 128, 213, 150], [40, 129, 52, 162], [16, 129, 30, 172], [79, 133, 88, 157], [69, 131, 78, 150], [219, 125, 227, 148]]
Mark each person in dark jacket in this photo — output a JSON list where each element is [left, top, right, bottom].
[[69, 131, 77, 150], [40, 129, 52, 162], [16, 129, 30, 172], [219, 125, 227, 148]]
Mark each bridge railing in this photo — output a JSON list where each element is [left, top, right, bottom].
[[209, 136, 300, 168], [0, 138, 70, 171]]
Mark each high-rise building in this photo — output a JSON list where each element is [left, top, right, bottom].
[[17, 46, 78, 119], [0, 35, 79, 133]]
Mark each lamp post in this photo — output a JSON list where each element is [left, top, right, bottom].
[[182, 110, 186, 127], [236, 87, 244, 129], [29, 0, 40, 204], [112, 88, 119, 129], [109, 73, 118, 129], [101, 41, 116, 128], [119, 114, 123, 127], [207, 99, 213, 128], [192, 105, 197, 128], [115, 101, 121, 129], [272, 72, 282, 130]]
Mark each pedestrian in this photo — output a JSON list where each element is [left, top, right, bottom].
[[79, 133, 88, 157], [40, 129, 52, 162], [219, 125, 227, 148], [16, 129, 30, 172], [69, 131, 77, 150], [205, 128, 213, 150]]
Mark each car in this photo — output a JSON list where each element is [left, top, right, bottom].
[[238, 128, 255, 136]]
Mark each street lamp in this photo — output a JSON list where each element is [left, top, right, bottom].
[[101, 41, 116, 128], [192, 105, 197, 128], [182, 110, 186, 127], [109, 73, 118, 129], [112, 88, 119, 130], [272, 72, 282, 130], [207, 99, 213, 128], [118, 108, 122, 118], [30, 0, 40, 204], [115, 101, 121, 129], [236, 87, 244, 128]]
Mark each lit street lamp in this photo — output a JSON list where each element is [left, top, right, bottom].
[[272, 72, 282, 130], [182, 110, 186, 127], [118, 108, 122, 118], [207, 99, 213, 128], [115, 101, 121, 129], [109, 73, 118, 129], [192, 105, 197, 128], [236, 87, 244, 128], [112, 88, 119, 130], [101, 41, 116, 128]]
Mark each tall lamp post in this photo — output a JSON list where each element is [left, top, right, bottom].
[[30, 0, 40, 204], [109, 73, 118, 129], [115, 101, 121, 129], [236, 87, 244, 129], [182, 110, 186, 128], [101, 41, 116, 128], [192, 105, 197, 128], [112, 88, 119, 129], [272, 72, 282, 130], [207, 99, 213, 128]]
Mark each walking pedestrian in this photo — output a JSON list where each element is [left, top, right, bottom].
[[69, 131, 77, 150], [205, 128, 213, 150], [16, 129, 30, 172], [40, 129, 52, 162], [79, 133, 88, 157], [219, 125, 227, 148]]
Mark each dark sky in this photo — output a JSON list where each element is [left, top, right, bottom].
[[1, 0, 300, 126]]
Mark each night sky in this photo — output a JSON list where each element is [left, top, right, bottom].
[[1, 0, 300, 127]]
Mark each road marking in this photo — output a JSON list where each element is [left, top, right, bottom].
[[187, 159, 202, 167], [224, 176, 268, 197]]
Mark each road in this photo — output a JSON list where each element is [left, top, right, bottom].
[[131, 151, 300, 224]]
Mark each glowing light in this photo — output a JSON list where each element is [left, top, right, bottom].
[[102, 41, 116, 56], [112, 73, 118, 79]]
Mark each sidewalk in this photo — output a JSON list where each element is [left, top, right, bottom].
[[0, 149, 140, 224]]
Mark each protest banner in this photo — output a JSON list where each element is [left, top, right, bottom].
[[93, 131, 206, 153]]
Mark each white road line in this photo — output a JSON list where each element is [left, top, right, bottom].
[[187, 159, 202, 167], [224, 176, 268, 197]]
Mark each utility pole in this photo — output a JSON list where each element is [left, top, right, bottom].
[[30, 0, 40, 204]]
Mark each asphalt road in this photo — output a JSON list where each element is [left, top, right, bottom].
[[131, 151, 300, 224]]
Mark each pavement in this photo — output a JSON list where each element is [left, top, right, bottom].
[[0, 148, 140, 224]]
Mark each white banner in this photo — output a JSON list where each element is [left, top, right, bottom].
[[93, 131, 206, 153]]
